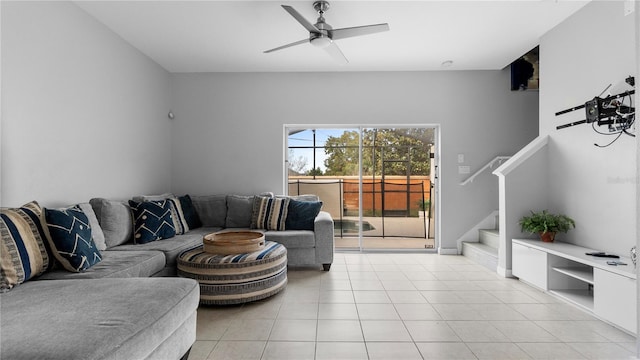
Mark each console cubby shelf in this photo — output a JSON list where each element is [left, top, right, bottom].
[[512, 239, 636, 335], [549, 289, 594, 310], [549, 263, 595, 311], [551, 266, 593, 284]]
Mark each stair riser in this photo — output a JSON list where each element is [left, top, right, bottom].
[[479, 230, 500, 249], [462, 243, 498, 272]]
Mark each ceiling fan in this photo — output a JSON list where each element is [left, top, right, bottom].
[[264, 1, 390, 64]]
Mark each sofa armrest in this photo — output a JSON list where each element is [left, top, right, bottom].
[[314, 211, 334, 270]]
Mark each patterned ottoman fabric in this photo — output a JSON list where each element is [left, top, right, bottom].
[[177, 241, 287, 305]]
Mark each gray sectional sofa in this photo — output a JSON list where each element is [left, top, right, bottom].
[[190, 194, 335, 271], [0, 193, 334, 360]]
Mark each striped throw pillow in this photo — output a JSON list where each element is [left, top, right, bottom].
[[0, 201, 51, 292], [167, 197, 189, 235], [251, 196, 290, 231]]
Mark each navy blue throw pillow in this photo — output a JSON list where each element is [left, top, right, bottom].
[[179, 195, 202, 230], [128, 200, 176, 244], [45, 207, 102, 272], [285, 199, 323, 230]]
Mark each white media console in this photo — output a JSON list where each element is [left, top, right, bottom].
[[512, 239, 637, 334]]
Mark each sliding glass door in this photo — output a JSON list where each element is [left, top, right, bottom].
[[286, 126, 436, 251]]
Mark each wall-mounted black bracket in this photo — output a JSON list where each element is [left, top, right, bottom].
[[556, 89, 635, 130]]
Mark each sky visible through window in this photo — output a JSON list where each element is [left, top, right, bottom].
[[288, 128, 357, 173]]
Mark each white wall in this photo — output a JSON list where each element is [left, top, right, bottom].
[[171, 70, 538, 251], [1, 1, 173, 207], [539, 1, 637, 255]]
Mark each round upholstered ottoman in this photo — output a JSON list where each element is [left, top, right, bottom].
[[177, 241, 287, 305]]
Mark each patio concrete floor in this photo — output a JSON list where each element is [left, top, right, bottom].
[[334, 216, 435, 250]]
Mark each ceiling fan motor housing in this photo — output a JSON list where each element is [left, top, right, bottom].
[[311, 2, 333, 47]]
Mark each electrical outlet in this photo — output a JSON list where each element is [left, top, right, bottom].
[[457, 154, 464, 163]]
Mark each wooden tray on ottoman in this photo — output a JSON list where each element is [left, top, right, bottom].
[[203, 231, 265, 255]]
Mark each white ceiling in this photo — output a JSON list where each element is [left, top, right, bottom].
[[75, 0, 589, 73]]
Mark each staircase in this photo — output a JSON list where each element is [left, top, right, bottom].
[[461, 220, 499, 272], [458, 156, 509, 272]]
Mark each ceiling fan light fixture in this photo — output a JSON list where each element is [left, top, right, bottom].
[[310, 36, 332, 48]]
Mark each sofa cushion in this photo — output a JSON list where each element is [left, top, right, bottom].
[[36, 250, 166, 279], [264, 230, 315, 249], [142, 312, 196, 360], [251, 196, 290, 231], [0, 201, 51, 292], [178, 194, 202, 229], [191, 195, 226, 227], [0, 277, 199, 360], [286, 199, 323, 230], [76, 202, 107, 251], [226, 195, 254, 228], [90, 198, 133, 248], [129, 200, 176, 244], [110, 227, 214, 268], [44, 207, 102, 272]]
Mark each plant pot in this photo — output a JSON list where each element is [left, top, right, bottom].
[[539, 231, 556, 242]]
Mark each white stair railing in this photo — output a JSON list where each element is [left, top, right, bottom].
[[460, 156, 511, 186]]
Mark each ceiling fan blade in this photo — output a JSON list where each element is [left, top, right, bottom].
[[331, 23, 390, 40], [323, 41, 348, 64], [264, 38, 309, 53], [281, 5, 319, 34]]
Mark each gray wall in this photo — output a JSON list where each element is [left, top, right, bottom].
[[539, 1, 637, 255], [1, 2, 173, 207], [170, 71, 539, 252], [0, 1, 539, 253]]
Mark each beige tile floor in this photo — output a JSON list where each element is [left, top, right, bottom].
[[188, 253, 637, 360]]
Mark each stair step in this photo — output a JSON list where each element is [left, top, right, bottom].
[[462, 241, 498, 272], [479, 229, 499, 248], [462, 241, 498, 256]]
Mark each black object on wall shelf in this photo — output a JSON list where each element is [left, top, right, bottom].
[[510, 46, 539, 91]]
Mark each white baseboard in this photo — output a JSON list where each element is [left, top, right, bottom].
[[497, 266, 513, 278], [439, 247, 460, 255]]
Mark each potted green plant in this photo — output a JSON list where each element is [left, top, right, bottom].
[[417, 199, 430, 218], [518, 210, 575, 242]]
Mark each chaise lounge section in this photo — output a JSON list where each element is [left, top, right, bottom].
[[1, 277, 199, 360]]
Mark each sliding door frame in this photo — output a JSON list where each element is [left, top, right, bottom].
[[284, 124, 441, 253]]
